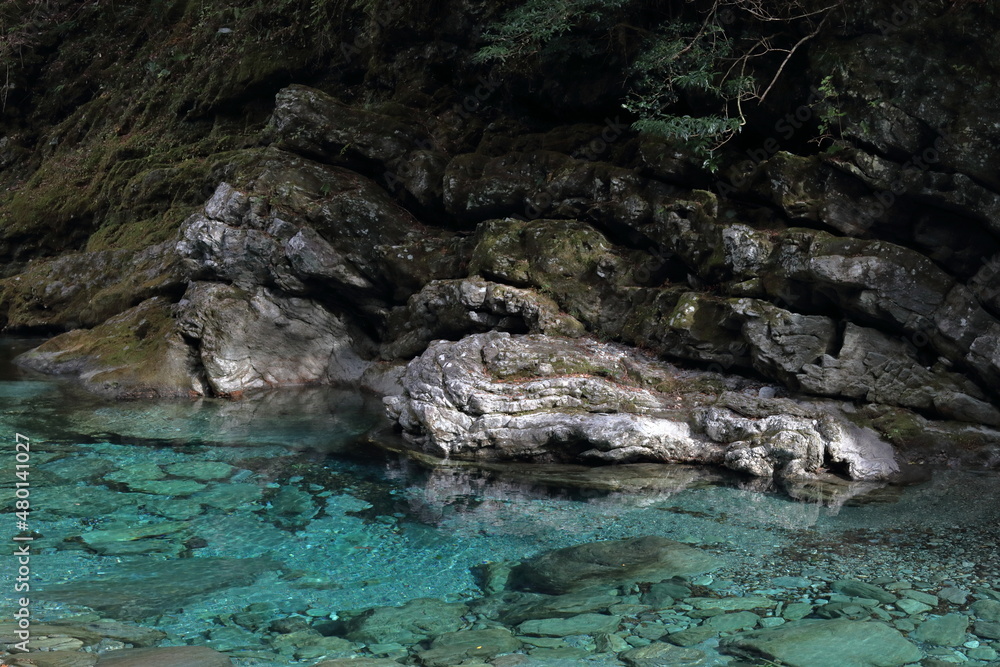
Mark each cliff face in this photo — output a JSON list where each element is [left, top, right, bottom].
[[4, 0, 1000, 480]]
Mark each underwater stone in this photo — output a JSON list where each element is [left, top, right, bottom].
[[39, 456, 116, 483], [895, 598, 932, 616], [93, 646, 232, 666], [41, 557, 279, 620], [517, 613, 622, 637], [342, 598, 469, 645], [619, 642, 710, 667], [912, 613, 970, 646], [193, 483, 263, 510], [971, 599, 1000, 622], [498, 591, 621, 625], [687, 597, 777, 612], [307, 660, 404, 667], [830, 579, 896, 605], [973, 619, 1000, 640], [509, 536, 724, 595], [164, 461, 234, 480], [123, 479, 207, 496], [104, 463, 166, 484], [720, 619, 922, 667], [5, 652, 96, 666], [705, 611, 760, 633], [417, 628, 522, 666]]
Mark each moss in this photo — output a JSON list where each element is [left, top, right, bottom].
[[0, 0, 356, 263], [468, 218, 533, 285], [21, 297, 198, 398]]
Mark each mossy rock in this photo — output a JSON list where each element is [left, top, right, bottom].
[[15, 297, 202, 399]]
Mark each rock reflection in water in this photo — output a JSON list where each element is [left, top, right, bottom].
[[65, 385, 386, 452]]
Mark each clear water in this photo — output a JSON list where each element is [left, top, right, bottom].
[[1, 337, 999, 665]]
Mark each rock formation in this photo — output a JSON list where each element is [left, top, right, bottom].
[[4, 1, 1000, 481]]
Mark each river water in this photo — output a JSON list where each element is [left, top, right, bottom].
[[1, 337, 998, 665]]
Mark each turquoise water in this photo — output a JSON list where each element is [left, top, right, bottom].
[[1, 337, 1000, 665]]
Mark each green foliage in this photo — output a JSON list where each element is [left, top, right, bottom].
[[471, 0, 629, 65], [623, 18, 755, 167], [814, 73, 846, 139], [474, 0, 754, 169], [476, 0, 844, 169]]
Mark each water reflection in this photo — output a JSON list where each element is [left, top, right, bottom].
[[2, 338, 1000, 666]]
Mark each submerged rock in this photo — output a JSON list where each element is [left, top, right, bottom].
[[384, 331, 904, 481], [417, 628, 521, 666], [94, 646, 232, 666], [6, 652, 97, 667], [341, 598, 469, 645], [509, 536, 723, 595], [517, 613, 621, 637], [720, 618, 922, 667], [40, 557, 279, 620], [912, 613, 970, 646]]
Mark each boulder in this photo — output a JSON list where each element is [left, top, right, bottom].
[[384, 332, 904, 481], [508, 536, 723, 595], [15, 297, 204, 399], [176, 282, 367, 394]]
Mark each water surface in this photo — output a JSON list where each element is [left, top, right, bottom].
[[1, 338, 998, 665]]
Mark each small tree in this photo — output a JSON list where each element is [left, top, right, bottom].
[[475, 0, 843, 168]]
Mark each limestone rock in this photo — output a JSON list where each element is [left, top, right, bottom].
[[381, 276, 584, 359], [270, 85, 419, 163], [385, 332, 903, 481], [798, 323, 1000, 426], [765, 228, 1000, 397], [443, 149, 665, 228], [177, 281, 367, 394]]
